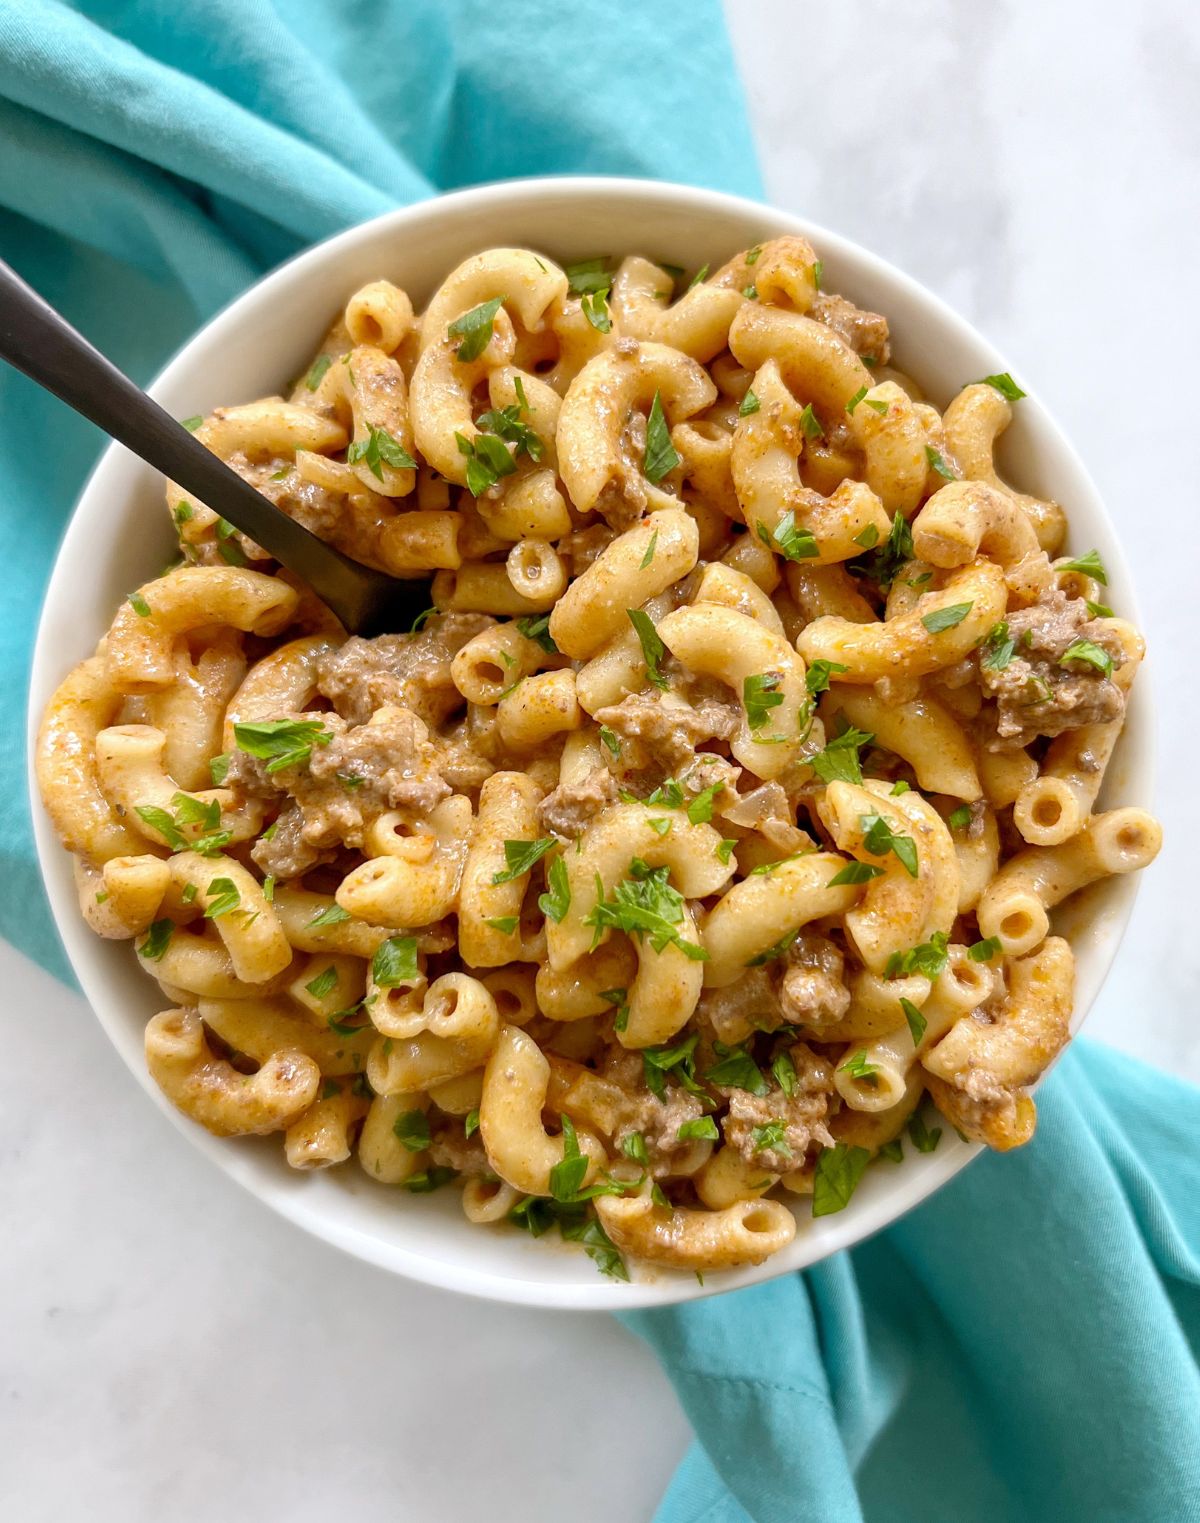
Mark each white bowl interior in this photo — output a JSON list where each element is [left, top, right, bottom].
[[27, 178, 1152, 1309]]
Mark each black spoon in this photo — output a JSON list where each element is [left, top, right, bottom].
[[0, 258, 423, 635]]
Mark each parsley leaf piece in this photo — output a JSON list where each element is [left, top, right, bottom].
[[805, 659, 849, 696], [840, 1049, 879, 1082], [372, 935, 419, 988], [139, 919, 174, 961], [647, 817, 672, 836], [393, 1109, 431, 1152], [947, 805, 972, 831], [326, 1007, 368, 1035], [346, 423, 417, 480], [474, 404, 544, 463], [1086, 598, 1114, 619], [485, 916, 519, 935], [968, 936, 1001, 962], [538, 856, 571, 924], [799, 403, 824, 441], [812, 1143, 871, 1216], [599, 725, 621, 758], [908, 1108, 943, 1152], [758, 510, 819, 562], [639, 529, 659, 569], [493, 837, 557, 885], [921, 602, 973, 634], [746, 929, 799, 967], [233, 718, 331, 774], [514, 613, 557, 654], [627, 608, 668, 690], [621, 1131, 649, 1167], [600, 986, 630, 1033], [879, 1138, 904, 1163], [716, 838, 737, 865], [810, 723, 873, 786], [885, 930, 950, 980], [587, 862, 707, 962], [127, 591, 151, 618], [209, 752, 231, 786], [686, 782, 725, 825], [134, 805, 187, 852], [980, 621, 1016, 671], [744, 245, 763, 266], [851, 510, 914, 591], [404, 1167, 458, 1194], [1060, 639, 1114, 678], [687, 263, 711, 291], [261, 875, 275, 902], [305, 966, 338, 1000], [308, 903, 350, 929], [900, 997, 927, 1046], [581, 288, 612, 332], [890, 780, 911, 795], [448, 296, 505, 361], [772, 1049, 797, 1097], [812, 259, 824, 289], [924, 445, 957, 481], [744, 672, 784, 730], [751, 1120, 792, 1159], [860, 812, 919, 878], [464, 1108, 480, 1140], [827, 860, 885, 886], [560, 1212, 629, 1281], [565, 258, 611, 295], [705, 1042, 770, 1095], [305, 354, 332, 391], [977, 372, 1027, 401], [180, 415, 203, 431], [738, 388, 760, 416], [643, 390, 680, 484], [1058, 549, 1108, 585], [549, 1116, 590, 1201], [854, 524, 880, 550], [678, 1116, 719, 1142], [641, 1033, 702, 1101]]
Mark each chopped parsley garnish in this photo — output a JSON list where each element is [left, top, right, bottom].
[[969, 936, 1002, 962], [493, 837, 557, 884], [393, 1109, 431, 1152], [209, 753, 231, 786], [404, 1167, 458, 1194], [1058, 549, 1108, 585], [771, 1049, 797, 1097], [812, 1143, 871, 1216], [854, 524, 880, 549], [538, 856, 571, 923], [687, 263, 711, 290], [860, 812, 919, 877], [827, 860, 885, 887], [851, 510, 913, 590], [234, 718, 331, 774], [1060, 639, 1114, 678], [744, 672, 784, 730], [705, 1041, 770, 1095], [900, 997, 927, 1046], [372, 935, 419, 987], [515, 613, 558, 654], [805, 659, 848, 696], [840, 1049, 879, 1082], [647, 779, 685, 807], [846, 386, 888, 416], [799, 403, 824, 441], [879, 1138, 904, 1163], [308, 903, 351, 929], [139, 919, 174, 961], [639, 530, 659, 569], [648, 817, 672, 836], [346, 424, 417, 480], [180, 415, 203, 431], [976, 372, 1026, 401], [620, 1131, 649, 1167], [643, 390, 680, 483], [473, 403, 544, 464], [464, 1109, 480, 1139], [746, 929, 799, 967], [305, 354, 332, 390], [745, 245, 762, 266], [135, 793, 230, 857], [743, 284, 758, 300], [810, 724, 873, 786], [485, 916, 519, 935], [686, 782, 725, 825], [921, 602, 973, 634], [600, 987, 630, 1033], [739, 388, 760, 416], [456, 429, 518, 496], [127, 591, 151, 618], [599, 725, 621, 758], [886, 930, 949, 980], [757, 511, 819, 562], [580, 288, 611, 332], [925, 446, 957, 481], [180, 883, 197, 905], [173, 502, 193, 524], [890, 780, 911, 795], [586, 860, 707, 962], [678, 1116, 719, 1142], [716, 838, 737, 865], [980, 621, 1016, 671], [947, 805, 972, 831], [305, 965, 338, 1000], [262, 875, 275, 902], [564, 258, 611, 295], [550, 1117, 591, 1201], [908, 1108, 943, 1152], [448, 296, 504, 361], [627, 608, 668, 689], [811, 259, 823, 289], [750, 1120, 792, 1159]]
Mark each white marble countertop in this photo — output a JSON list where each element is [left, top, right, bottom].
[[4, 3, 1197, 1516]]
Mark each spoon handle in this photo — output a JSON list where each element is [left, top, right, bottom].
[[0, 257, 392, 630]]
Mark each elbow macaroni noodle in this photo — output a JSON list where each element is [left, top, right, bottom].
[[35, 241, 1160, 1280]]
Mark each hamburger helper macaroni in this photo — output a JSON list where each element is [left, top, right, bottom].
[[36, 239, 1161, 1280]]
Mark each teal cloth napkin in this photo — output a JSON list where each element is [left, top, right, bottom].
[[3, 8, 1196, 1523]]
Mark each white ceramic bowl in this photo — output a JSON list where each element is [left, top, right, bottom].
[[27, 177, 1152, 1309]]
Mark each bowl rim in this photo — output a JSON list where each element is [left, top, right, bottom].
[[25, 174, 1153, 1310]]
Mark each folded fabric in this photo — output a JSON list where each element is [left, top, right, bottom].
[[0, 0, 761, 978], [622, 1040, 1200, 1520]]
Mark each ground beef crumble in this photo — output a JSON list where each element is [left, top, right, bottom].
[[778, 934, 851, 1029], [539, 765, 619, 839], [811, 292, 891, 365], [979, 589, 1123, 749], [718, 1043, 836, 1174], [316, 614, 491, 728], [594, 687, 739, 780]]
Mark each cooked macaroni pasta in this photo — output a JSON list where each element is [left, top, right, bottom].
[[36, 243, 1160, 1281]]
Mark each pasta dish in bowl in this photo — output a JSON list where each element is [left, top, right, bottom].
[[28, 179, 1159, 1305]]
